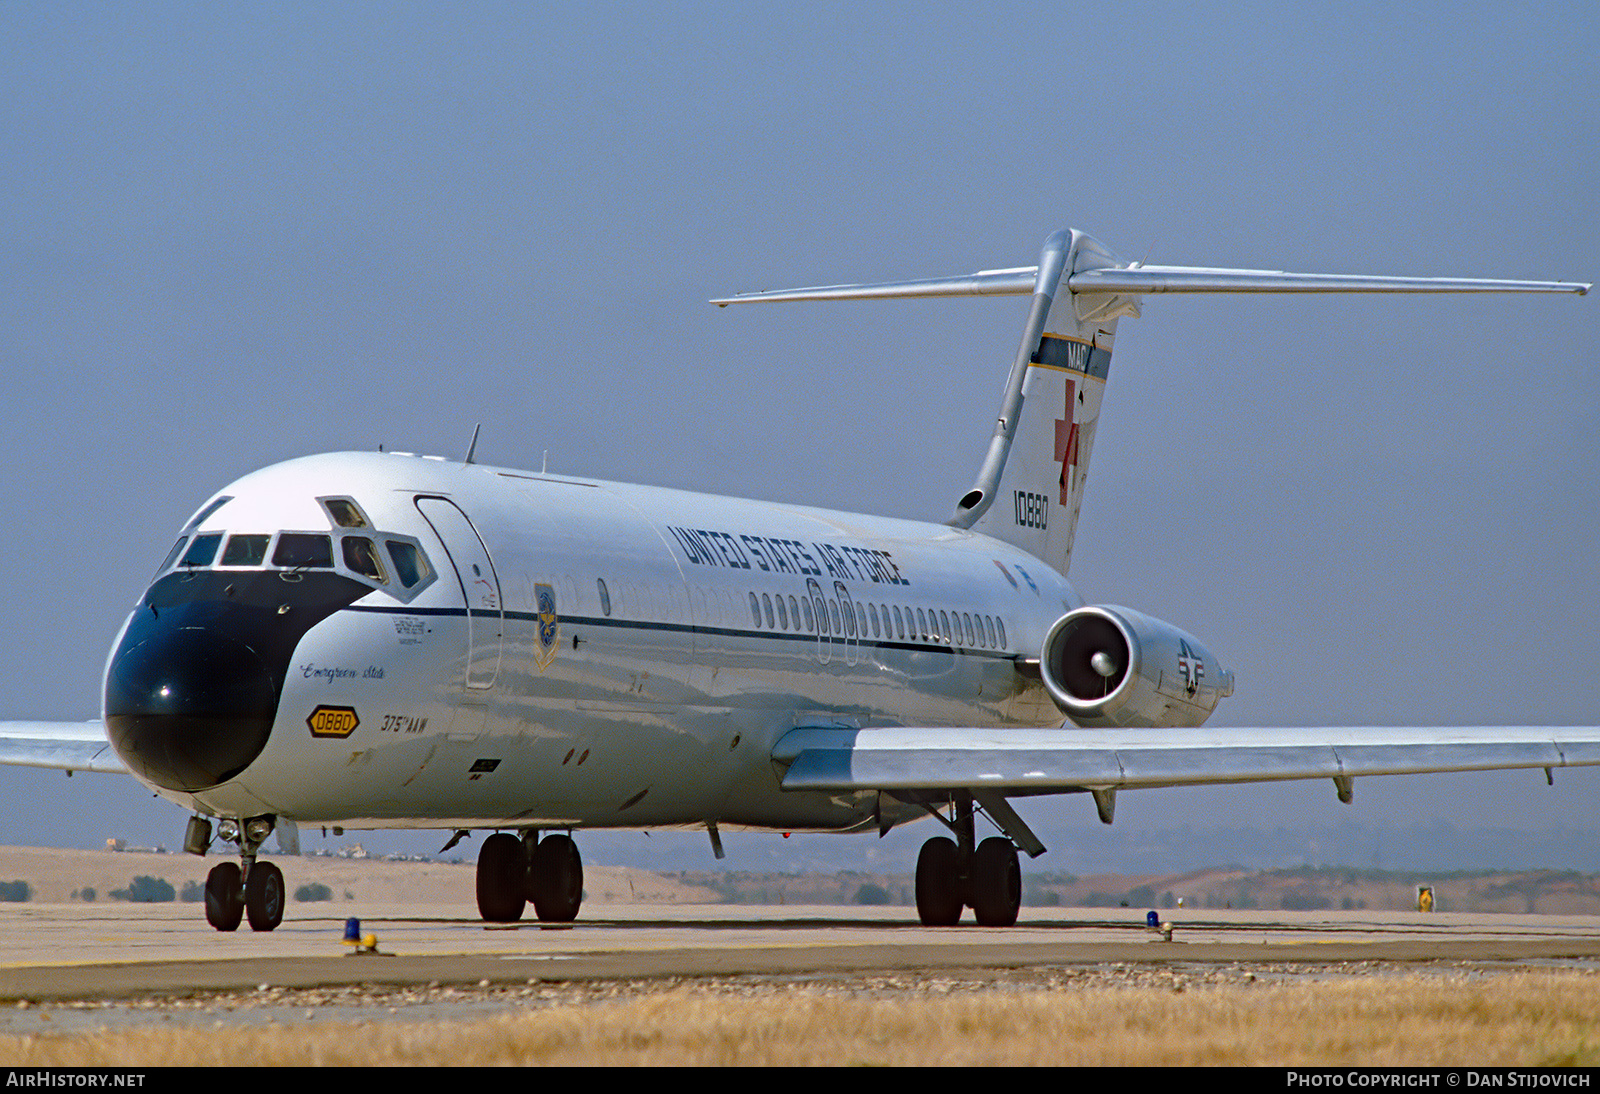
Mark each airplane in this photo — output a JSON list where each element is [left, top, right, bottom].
[[0, 226, 1592, 933]]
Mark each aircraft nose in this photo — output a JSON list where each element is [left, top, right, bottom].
[[104, 624, 279, 793]]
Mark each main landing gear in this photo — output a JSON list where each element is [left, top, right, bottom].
[[914, 795, 1022, 927], [476, 830, 584, 923], [194, 815, 285, 932]]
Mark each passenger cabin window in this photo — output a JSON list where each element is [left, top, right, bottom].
[[273, 533, 333, 569], [342, 536, 386, 582], [749, 592, 762, 627], [181, 534, 221, 568], [221, 534, 270, 567], [597, 577, 612, 616]]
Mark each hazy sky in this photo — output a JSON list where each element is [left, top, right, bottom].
[[1, 3, 1595, 870]]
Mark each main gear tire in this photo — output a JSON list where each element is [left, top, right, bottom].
[[915, 836, 964, 927], [476, 832, 528, 923], [971, 837, 1021, 927], [531, 834, 583, 923]]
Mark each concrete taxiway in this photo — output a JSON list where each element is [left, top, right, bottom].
[[0, 903, 1596, 1006]]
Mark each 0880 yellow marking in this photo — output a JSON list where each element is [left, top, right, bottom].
[[307, 705, 359, 738]]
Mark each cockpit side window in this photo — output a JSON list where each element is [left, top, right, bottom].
[[385, 540, 431, 588], [321, 497, 370, 528], [342, 536, 386, 582], [221, 534, 271, 567], [157, 536, 189, 576], [183, 497, 232, 532], [181, 534, 222, 567], [272, 533, 333, 568]]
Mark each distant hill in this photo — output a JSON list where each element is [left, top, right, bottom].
[[0, 846, 721, 907], [1, 846, 1594, 915], [668, 865, 1600, 914]]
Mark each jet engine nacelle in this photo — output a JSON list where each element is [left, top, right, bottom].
[[1040, 605, 1235, 729]]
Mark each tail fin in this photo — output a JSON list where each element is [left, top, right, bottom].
[[954, 229, 1129, 573], [714, 230, 1587, 575]]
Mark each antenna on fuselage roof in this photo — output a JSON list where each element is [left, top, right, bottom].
[[463, 423, 481, 465]]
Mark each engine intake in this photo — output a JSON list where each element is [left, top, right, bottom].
[[1040, 605, 1234, 729]]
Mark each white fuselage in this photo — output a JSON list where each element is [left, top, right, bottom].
[[115, 451, 1080, 834]]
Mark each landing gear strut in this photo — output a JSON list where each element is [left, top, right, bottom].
[[914, 795, 1021, 927], [475, 830, 585, 924], [202, 814, 285, 932]]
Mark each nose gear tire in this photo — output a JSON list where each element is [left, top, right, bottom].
[[204, 862, 243, 932], [245, 861, 285, 932]]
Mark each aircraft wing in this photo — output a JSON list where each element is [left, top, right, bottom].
[[773, 724, 1600, 794], [0, 721, 126, 774]]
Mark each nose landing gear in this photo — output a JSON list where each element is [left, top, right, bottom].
[[198, 814, 285, 932]]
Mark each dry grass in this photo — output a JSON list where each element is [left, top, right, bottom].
[[2, 969, 1598, 1066]]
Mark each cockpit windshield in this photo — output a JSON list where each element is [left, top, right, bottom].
[[153, 505, 437, 604], [180, 534, 222, 567], [221, 534, 270, 567], [272, 533, 334, 569]]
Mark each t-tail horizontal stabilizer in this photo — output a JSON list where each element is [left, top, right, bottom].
[[715, 230, 1589, 577], [712, 242, 1591, 307]]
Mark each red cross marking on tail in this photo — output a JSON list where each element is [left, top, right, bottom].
[[1053, 377, 1079, 506]]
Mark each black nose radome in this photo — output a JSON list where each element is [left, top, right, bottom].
[[105, 626, 278, 792], [104, 568, 373, 792]]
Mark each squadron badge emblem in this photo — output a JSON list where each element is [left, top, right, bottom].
[[534, 583, 559, 671]]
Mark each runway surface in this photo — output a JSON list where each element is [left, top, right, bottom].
[[0, 903, 1596, 1019]]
